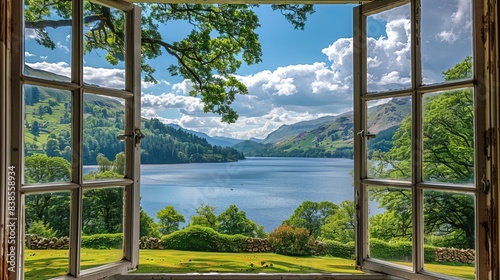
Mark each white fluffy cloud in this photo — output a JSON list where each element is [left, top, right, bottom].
[[26, 61, 126, 89]]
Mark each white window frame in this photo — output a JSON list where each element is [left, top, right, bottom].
[[353, 0, 490, 279], [7, 0, 142, 279]]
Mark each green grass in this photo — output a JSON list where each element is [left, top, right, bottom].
[[134, 250, 360, 274], [24, 249, 475, 279]]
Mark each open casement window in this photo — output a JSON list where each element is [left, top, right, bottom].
[[353, 0, 489, 279], [8, 0, 142, 279]]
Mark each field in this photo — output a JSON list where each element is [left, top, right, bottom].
[[24, 249, 474, 279]]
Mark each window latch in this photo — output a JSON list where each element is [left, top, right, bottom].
[[117, 128, 145, 147], [357, 130, 377, 139]]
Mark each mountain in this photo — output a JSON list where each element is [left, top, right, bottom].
[[262, 115, 338, 144], [233, 97, 411, 158], [167, 124, 242, 147]]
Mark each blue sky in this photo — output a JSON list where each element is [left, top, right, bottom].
[[25, 1, 473, 140]]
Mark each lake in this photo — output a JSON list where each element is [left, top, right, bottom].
[[139, 157, 354, 232]]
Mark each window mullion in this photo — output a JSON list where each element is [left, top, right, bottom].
[[353, 5, 368, 268], [68, 0, 84, 277], [411, 0, 424, 274]]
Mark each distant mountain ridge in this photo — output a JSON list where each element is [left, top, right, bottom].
[[262, 115, 338, 144], [233, 97, 411, 158]]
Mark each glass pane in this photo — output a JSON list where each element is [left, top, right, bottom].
[[83, 1, 126, 89], [24, 85, 72, 184], [24, 0, 72, 81], [366, 96, 411, 180], [368, 186, 412, 267], [422, 88, 474, 184], [366, 4, 411, 93], [24, 191, 70, 278], [423, 190, 475, 279], [421, 0, 473, 84], [81, 187, 124, 269], [83, 93, 125, 180]]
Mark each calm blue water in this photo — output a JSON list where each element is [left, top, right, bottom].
[[139, 157, 354, 232]]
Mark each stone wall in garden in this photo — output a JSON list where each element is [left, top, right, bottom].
[[240, 238, 273, 253], [26, 235, 69, 250], [139, 236, 273, 253], [435, 247, 475, 264]]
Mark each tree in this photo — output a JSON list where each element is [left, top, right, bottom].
[[83, 188, 124, 235], [30, 120, 40, 136], [283, 201, 338, 239], [26, 220, 58, 238], [156, 206, 185, 235], [140, 209, 160, 238], [320, 200, 355, 243], [189, 204, 218, 230], [24, 154, 70, 183], [369, 57, 475, 248], [217, 204, 265, 238], [46, 138, 61, 157], [96, 153, 113, 173], [113, 152, 125, 175], [24, 2, 314, 123]]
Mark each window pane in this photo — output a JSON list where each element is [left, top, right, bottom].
[[24, 0, 72, 81], [368, 186, 412, 267], [366, 4, 411, 93], [422, 88, 474, 185], [367, 96, 412, 181], [81, 187, 124, 269], [83, 93, 125, 180], [24, 85, 72, 184], [423, 190, 475, 279], [83, 0, 125, 89], [421, 0, 473, 84], [24, 191, 70, 278]]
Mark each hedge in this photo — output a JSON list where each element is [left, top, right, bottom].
[[161, 225, 247, 252], [322, 240, 355, 259], [81, 233, 123, 249], [369, 238, 437, 262]]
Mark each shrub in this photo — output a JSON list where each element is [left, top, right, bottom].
[[268, 225, 315, 256], [323, 240, 355, 259], [27, 220, 58, 238], [161, 225, 247, 252], [81, 233, 123, 249]]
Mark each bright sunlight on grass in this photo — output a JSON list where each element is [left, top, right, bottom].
[[24, 249, 475, 279]]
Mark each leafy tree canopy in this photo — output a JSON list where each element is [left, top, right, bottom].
[[157, 205, 186, 235], [217, 204, 266, 238], [189, 204, 219, 230], [24, 1, 314, 123], [283, 200, 338, 239]]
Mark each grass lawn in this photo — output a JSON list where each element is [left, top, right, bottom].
[[134, 250, 360, 274], [24, 249, 475, 279]]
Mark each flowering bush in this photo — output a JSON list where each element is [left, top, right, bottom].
[[268, 225, 315, 256]]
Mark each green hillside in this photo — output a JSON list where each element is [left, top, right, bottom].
[[233, 97, 411, 159], [23, 80, 244, 165]]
